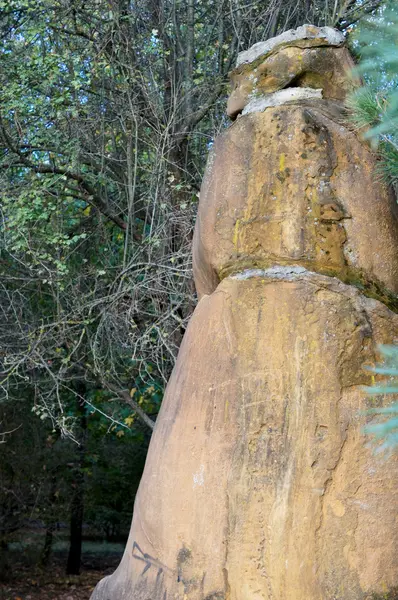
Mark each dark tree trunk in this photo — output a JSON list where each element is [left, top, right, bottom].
[[40, 473, 57, 566], [66, 384, 87, 575], [66, 475, 84, 575], [41, 526, 54, 566]]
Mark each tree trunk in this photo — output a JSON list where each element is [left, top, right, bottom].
[[41, 526, 54, 567], [40, 473, 58, 566], [66, 386, 87, 575], [66, 476, 84, 575]]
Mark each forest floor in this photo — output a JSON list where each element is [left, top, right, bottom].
[[0, 565, 103, 600], [0, 539, 123, 600]]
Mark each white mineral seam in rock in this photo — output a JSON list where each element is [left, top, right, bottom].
[[230, 266, 308, 280], [237, 25, 345, 67], [193, 464, 205, 489], [242, 87, 323, 115]]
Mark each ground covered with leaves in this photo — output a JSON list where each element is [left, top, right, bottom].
[[0, 566, 102, 600], [0, 545, 121, 600]]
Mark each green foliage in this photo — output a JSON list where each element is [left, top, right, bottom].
[[352, 4, 398, 138], [347, 86, 386, 131], [0, 0, 386, 439], [0, 0, 204, 438], [347, 88, 398, 185], [363, 346, 398, 452], [348, 3, 398, 186], [348, 4, 398, 453]]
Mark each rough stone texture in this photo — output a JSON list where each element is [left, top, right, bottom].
[[91, 27, 398, 600], [228, 45, 356, 119], [91, 273, 398, 600], [236, 24, 345, 66], [242, 87, 323, 115], [193, 102, 398, 300]]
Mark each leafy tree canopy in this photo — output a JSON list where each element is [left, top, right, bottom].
[[0, 0, 380, 436]]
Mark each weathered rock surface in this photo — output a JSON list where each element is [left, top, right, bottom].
[[91, 25, 398, 600], [242, 87, 323, 115], [228, 33, 356, 119], [236, 25, 345, 67], [92, 272, 398, 600], [193, 102, 398, 300]]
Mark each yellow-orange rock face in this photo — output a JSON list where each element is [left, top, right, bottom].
[[227, 46, 356, 119], [92, 273, 398, 600], [193, 102, 398, 299], [91, 26, 398, 600]]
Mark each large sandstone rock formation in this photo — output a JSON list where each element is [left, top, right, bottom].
[[91, 26, 398, 600]]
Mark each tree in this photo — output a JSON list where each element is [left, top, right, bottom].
[[0, 0, 383, 437]]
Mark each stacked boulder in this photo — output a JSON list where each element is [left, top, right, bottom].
[[92, 26, 398, 600]]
